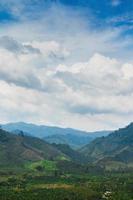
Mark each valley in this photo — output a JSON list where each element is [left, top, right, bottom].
[[0, 123, 133, 199]]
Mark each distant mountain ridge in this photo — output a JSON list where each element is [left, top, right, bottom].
[[1, 122, 110, 148], [44, 134, 93, 149]]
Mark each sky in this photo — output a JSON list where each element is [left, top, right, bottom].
[[0, 0, 133, 131]]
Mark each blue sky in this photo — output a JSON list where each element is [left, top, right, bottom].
[[0, 0, 133, 131], [0, 0, 132, 22], [61, 0, 132, 19], [0, 0, 132, 24], [0, 0, 133, 44]]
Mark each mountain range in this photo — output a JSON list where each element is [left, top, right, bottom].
[[1, 122, 110, 149], [0, 122, 133, 172], [0, 127, 88, 171]]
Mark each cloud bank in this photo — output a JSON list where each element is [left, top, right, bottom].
[[0, 3, 133, 131]]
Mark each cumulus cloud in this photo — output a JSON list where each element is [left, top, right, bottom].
[[53, 54, 133, 117], [0, 41, 133, 130], [0, 36, 70, 91]]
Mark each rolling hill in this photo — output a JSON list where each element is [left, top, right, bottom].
[[0, 128, 65, 169], [80, 123, 133, 170]]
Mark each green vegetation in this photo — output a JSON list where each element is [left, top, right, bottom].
[[0, 171, 132, 200]]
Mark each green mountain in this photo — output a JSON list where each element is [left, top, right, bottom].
[[0, 128, 65, 169], [0, 128, 88, 173], [80, 123, 133, 170]]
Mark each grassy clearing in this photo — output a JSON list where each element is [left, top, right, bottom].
[[25, 160, 57, 171], [56, 155, 70, 161]]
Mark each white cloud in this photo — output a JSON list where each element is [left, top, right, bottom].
[[0, 43, 133, 130], [54, 54, 133, 117]]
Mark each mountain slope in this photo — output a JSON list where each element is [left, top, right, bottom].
[[0, 128, 64, 169], [80, 123, 133, 167], [52, 143, 88, 163]]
